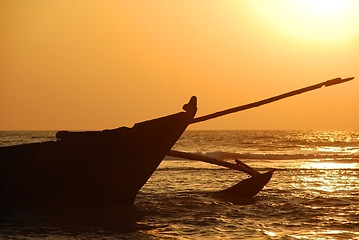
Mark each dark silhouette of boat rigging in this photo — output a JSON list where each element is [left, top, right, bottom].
[[0, 77, 354, 210]]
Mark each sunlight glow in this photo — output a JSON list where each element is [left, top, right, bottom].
[[249, 0, 359, 42]]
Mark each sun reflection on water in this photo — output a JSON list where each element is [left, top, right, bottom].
[[317, 146, 359, 154], [303, 161, 359, 169], [298, 162, 359, 194]]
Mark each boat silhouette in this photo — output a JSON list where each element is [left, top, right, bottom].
[[0, 77, 353, 210]]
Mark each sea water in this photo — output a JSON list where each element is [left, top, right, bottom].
[[0, 130, 359, 239]]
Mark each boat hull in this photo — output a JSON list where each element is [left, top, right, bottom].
[[0, 102, 196, 211]]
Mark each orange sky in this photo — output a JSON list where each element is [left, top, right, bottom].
[[1, 0, 358, 130]]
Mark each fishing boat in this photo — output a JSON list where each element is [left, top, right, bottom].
[[0, 77, 353, 211], [0, 97, 197, 210]]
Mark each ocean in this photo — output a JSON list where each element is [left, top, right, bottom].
[[0, 130, 359, 239]]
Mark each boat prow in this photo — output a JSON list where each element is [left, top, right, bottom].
[[0, 97, 197, 211]]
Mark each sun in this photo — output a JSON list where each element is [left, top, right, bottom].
[[249, 0, 359, 42]]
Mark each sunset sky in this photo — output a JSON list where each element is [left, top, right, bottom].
[[1, 0, 358, 130]]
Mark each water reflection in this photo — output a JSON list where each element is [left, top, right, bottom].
[[317, 146, 359, 154], [302, 161, 359, 169]]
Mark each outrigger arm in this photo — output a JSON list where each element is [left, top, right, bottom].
[[167, 149, 274, 199], [168, 149, 260, 177], [167, 77, 354, 198]]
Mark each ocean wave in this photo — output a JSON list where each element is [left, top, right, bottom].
[[167, 151, 359, 161]]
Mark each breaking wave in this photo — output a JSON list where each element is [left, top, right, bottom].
[[167, 151, 359, 161]]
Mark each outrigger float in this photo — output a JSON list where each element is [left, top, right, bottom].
[[0, 77, 354, 210]]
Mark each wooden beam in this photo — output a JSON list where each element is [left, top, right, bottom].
[[168, 149, 257, 176], [191, 77, 354, 124]]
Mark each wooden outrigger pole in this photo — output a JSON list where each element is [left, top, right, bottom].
[[191, 77, 354, 124], [168, 149, 259, 176]]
